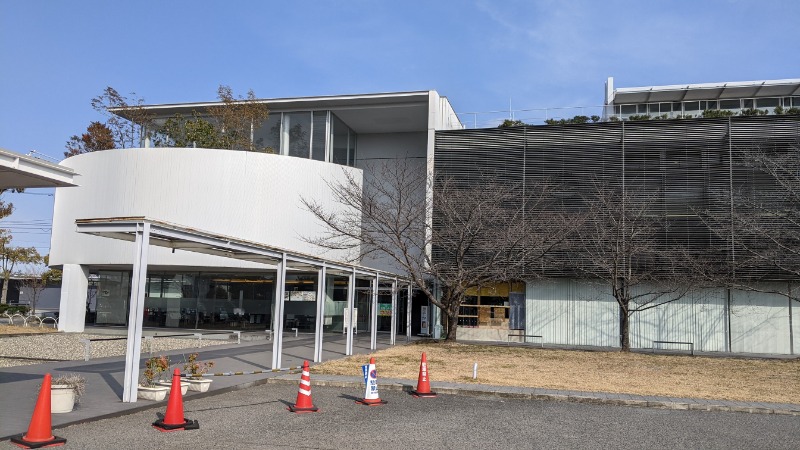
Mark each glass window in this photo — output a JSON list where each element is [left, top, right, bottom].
[[792, 97, 800, 107], [312, 111, 327, 161], [743, 99, 754, 109], [648, 104, 660, 115], [701, 100, 718, 111], [637, 104, 648, 114], [331, 114, 350, 166], [620, 105, 636, 115], [720, 99, 740, 110], [671, 102, 682, 113], [253, 114, 281, 154], [282, 113, 312, 158], [756, 97, 779, 108], [683, 101, 700, 112]]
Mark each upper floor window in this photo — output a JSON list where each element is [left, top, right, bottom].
[[253, 111, 357, 166]]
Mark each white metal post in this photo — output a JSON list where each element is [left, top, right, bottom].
[[346, 268, 355, 355], [406, 284, 412, 341], [314, 265, 326, 362], [370, 274, 379, 350], [390, 279, 397, 345], [271, 253, 287, 369], [122, 223, 150, 403]]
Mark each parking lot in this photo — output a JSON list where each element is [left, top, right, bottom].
[[46, 383, 800, 450]]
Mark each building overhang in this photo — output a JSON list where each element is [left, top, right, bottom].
[[0, 148, 76, 189], [74, 216, 407, 280], [611, 79, 800, 104], [112, 91, 438, 134]]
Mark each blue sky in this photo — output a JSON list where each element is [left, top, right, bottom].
[[1, 0, 799, 255]]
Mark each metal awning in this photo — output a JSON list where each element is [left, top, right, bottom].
[[0, 148, 76, 189], [612, 78, 800, 104], [75, 216, 414, 403], [74, 216, 407, 279]]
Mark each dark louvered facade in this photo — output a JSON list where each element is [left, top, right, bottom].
[[434, 115, 800, 280]]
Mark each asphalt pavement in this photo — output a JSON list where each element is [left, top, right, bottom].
[[40, 383, 800, 450]]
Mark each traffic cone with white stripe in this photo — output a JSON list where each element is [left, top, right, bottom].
[[356, 357, 387, 406], [410, 352, 437, 398], [288, 360, 319, 413]]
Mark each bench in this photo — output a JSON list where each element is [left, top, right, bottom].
[[507, 330, 544, 347], [652, 340, 694, 356]]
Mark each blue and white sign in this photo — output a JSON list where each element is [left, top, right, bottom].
[[363, 361, 380, 400]]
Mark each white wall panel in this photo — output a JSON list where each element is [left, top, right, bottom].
[[50, 148, 362, 269], [730, 284, 791, 354], [629, 288, 727, 353], [526, 279, 619, 347]]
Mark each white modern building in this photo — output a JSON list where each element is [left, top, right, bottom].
[[45, 81, 800, 364], [50, 92, 459, 337]]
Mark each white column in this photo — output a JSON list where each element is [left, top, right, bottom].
[[345, 268, 355, 356], [271, 253, 287, 369], [370, 274, 379, 350], [390, 279, 397, 345], [406, 284, 413, 341], [314, 265, 326, 362], [57, 264, 89, 332], [122, 223, 150, 403]]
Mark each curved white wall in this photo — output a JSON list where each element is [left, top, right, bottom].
[[50, 148, 362, 269]]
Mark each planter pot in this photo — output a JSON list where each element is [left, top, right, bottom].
[[185, 378, 213, 392], [156, 380, 189, 395], [51, 385, 76, 413], [137, 385, 169, 401]]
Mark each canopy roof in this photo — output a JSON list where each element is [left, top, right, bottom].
[[611, 78, 800, 104], [0, 148, 76, 189]]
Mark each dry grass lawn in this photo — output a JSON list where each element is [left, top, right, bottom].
[[0, 325, 59, 336], [313, 342, 800, 404]]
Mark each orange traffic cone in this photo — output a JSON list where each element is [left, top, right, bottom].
[[152, 368, 199, 432], [410, 352, 437, 398], [288, 360, 319, 413], [356, 357, 388, 406], [10, 373, 67, 448]]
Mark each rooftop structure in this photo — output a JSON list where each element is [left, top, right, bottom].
[[604, 77, 800, 120]]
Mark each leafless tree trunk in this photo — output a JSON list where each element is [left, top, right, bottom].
[[570, 180, 696, 351]]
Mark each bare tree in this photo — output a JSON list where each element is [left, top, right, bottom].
[[19, 256, 60, 315], [570, 180, 697, 351], [303, 160, 571, 340], [91, 86, 154, 149], [697, 144, 800, 301]]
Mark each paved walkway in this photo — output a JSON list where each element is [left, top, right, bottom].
[[2, 334, 799, 441]]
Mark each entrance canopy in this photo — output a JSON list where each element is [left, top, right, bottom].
[[0, 148, 76, 189], [74, 216, 407, 278], [75, 216, 412, 402]]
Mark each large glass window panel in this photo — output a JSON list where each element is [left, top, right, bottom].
[[620, 105, 636, 115], [756, 97, 779, 108], [95, 271, 130, 325], [284, 273, 317, 333], [322, 274, 349, 358], [283, 112, 312, 158], [720, 99, 740, 110], [348, 131, 356, 166], [331, 114, 349, 165], [312, 111, 327, 161], [253, 114, 281, 154]]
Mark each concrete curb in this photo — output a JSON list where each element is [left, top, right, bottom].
[[266, 376, 800, 416]]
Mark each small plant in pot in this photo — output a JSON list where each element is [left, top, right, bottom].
[[50, 373, 86, 413], [138, 355, 171, 401], [183, 352, 215, 392]]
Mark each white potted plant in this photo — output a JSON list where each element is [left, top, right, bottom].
[[183, 352, 215, 392], [138, 355, 170, 401], [51, 374, 85, 413]]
